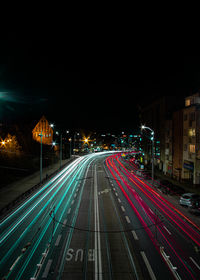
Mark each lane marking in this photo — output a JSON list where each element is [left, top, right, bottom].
[[71, 200, 75, 205], [74, 193, 77, 198], [55, 234, 62, 246], [131, 230, 139, 240], [125, 216, 131, 224], [121, 206, 125, 212], [149, 207, 154, 214], [190, 257, 200, 270], [94, 165, 102, 280], [63, 219, 67, 227], [118, 198, 121, 203], [115, 192, 118, 197], [140, 251, 157, 280], [163, 226, 171, 235], [67, 208, 71, 214], [42, 259, 52, 278]]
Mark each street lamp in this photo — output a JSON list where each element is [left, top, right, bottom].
[[73, 132, 80, 156], [141, 125, 155, 183], [39, 131, 43, 183]]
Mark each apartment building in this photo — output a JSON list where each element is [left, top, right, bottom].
[[172, 109, 183, 181], [182, 93, 200, 185]]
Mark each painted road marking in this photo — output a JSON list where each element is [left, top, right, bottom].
[[55, 234, 62, 246], [121, 206, 125, 212], [94, 165, 102, 280], [131, 230, 139, 240], [115, 192, 118, 197], [66, 248, 95, 262], [140, 251, 157, 280], [71, 200, 75, 205], [190, 257, 200, 270], [42, 259, 52, 278], [74, 193, 77, 198], [163, 226, 171, 235], [125, 216, 131, 224], [67, 208, 71, 214], [118, 198, 121, 203], [149, 208, 154, 214]]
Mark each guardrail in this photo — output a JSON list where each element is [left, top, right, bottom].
[[160, 246, 181, 280]]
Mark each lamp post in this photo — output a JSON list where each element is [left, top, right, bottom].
[[39, 131, 43, 183], [69, 138, 72, 158], [141, 125, 155, 183], [73, 132, 80, 156], [60, 133, 62, 169]]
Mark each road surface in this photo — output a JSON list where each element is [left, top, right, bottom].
[[1, 152, 200, 279]]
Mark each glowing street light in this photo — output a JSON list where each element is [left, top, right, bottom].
[[83, 137, 89, 144], [141, 124, 155, 183]]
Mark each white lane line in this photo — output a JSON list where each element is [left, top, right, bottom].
[[74, 193, 77, 198], [163, 226, 171, 235], [55, 234, 62, 246], [125, 216, 131, 224], [71, 199, 75, 205], [76, 188, 79, 192], [42, 259, 53, 278], [67, 208, 71, 214], [149, 207, 154, 214], [94, 165, 102, 280], [190, 257, 200, 270], [115, 192, 118, 197], [140, 251, 157, 280], [63, 219, 67, 227], [118, 198, 121, 203], [121, 206, 125, 212], [113, 187, 116, 190], [131, 230, 139, 240]]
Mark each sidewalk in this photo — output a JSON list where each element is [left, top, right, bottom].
[[0, 157, 76, 211], [154, 169, 200, 195]]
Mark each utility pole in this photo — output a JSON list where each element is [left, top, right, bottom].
[[152, 134, 154, 183], [141, 125, 155, 185], [39, 131, 43, 183], [60, 133, 62, 168]]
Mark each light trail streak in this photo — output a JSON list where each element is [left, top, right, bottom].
[[114, 154, 200, 246], [106, 154, 200, 279]]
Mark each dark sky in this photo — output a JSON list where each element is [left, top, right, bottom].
[[0, 34, 200, 132]]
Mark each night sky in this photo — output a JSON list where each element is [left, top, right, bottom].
[[0, 34, 200, 132]]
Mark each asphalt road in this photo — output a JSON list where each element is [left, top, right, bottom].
[[1, 152, 200, 279]]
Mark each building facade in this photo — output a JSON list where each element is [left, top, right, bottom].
[[32, 116, 53, 145], [182, 93, 200, 185], [164, 119, 173, 176], [172, 109, 183, 181], [140, 96, 180, 172]]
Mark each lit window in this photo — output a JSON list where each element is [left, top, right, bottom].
[[185, 99, 191, 107], [189, 144, 195, 153], [188, 128, 196, 137]]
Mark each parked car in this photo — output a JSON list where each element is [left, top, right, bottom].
[[158, 180, 184, 195], [167, 184, 185, 195], [159, 180, 173, 194], [189, 199, 200, 215], [179, 193, 200, 208]]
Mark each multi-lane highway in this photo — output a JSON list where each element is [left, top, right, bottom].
[[0, 152, 200, 279]]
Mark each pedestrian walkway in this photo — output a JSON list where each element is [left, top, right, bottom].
[[0, 157, 76, 211], [154, 169, 200, 194]]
